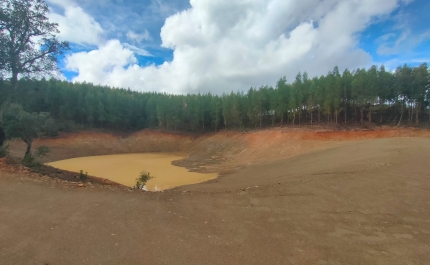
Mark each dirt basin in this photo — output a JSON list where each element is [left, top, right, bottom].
[[2, 128, 430, 264]]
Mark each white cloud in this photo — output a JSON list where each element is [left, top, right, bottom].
[[377, 30, 430, 55], [66, 40, 137, 84], [65, 0, 405, 94], [126, 30, 152, 43], [122, 43, 152, 57], [48, 1, 104, 46]]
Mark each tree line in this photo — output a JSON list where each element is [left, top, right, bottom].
[[0, 63, 429, 135]]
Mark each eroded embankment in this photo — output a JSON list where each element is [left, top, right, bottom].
[[9, 127, 430, 174]]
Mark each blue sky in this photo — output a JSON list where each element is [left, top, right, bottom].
[[359, 0, 430, 68], [47, 0, 430, 94]]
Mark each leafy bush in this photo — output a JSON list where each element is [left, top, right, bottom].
[[22, 152, 39, 167], [22, 146, 50, 167], [35, 146, 50, 157], [79, 170, 88, 181], [135, 171, 154, 189], [0, 142, 9, 158], [43, 118, 59, 137], [58, 120, 76, 132]]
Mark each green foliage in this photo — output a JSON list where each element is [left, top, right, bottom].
[[3, 104, 42, 142], [135, 171, 154, 189], [0, 63, 428, 132], [58, 120, 76, 132], [0, 142, 9, 158], [0, 124, 5, 146], [79, 170, 88, 181], [0, 0, 69, 86], [22, 153, 39, 167], [36, 146, 50, 157], [22, 146, 50, 167], [42, 118, 59, 137]]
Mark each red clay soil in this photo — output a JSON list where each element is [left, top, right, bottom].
[[17, 127, 430, 173], [2, 128, 430, 264]]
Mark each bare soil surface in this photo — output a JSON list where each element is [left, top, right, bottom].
[[2, 128, 430, 264]]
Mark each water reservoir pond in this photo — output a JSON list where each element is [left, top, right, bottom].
[[46, 153, 217, 191]]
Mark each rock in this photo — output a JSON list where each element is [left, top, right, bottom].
[[77, 183, 85, 188]]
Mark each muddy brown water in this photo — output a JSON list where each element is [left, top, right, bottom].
[[46, 153, 217, 191]]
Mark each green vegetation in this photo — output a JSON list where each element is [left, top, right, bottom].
[[22, 145, 50, 167], [79, 170, 88, 181], [0, 141, 9, 158], [2, 104, 47, 156], [0, 0, 69, 89], [135, 171, 154, 189], [0, 0, 68, 161], [0, 64, 428, 134]]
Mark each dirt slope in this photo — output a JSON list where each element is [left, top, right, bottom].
[[10, 127, 430, 174], [1, 130, 430, 264]]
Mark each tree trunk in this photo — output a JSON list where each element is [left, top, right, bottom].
[[397, 112, 403, 126], [0, 125, 5, 147], [360, 107, 364, 128], [25, 140, 32, 155], [344, 85, 347, 125], [318, 108, 320, 125], [259, 101, 262, 129], [415, 103, 419, 126], [408, 105, 411, 125], [11, 71, 19, 89], [292, 112, 295, 126], [354, 105, 357, 126], [368, 110, 372, 129], [310, 109, 313, 126], [397, 101, 404, 127], [280, 112, 284, 128]]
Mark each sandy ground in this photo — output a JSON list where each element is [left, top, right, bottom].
[[1, 128, 430, 264]]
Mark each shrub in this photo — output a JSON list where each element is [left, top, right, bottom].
[[35, 146, 50, 157], [135, 171, 154, 189], [58, 121, 76, 132], [22, 146, 50, 167], [79, 170, 88, 181], [0, 142, 9, 158], [22, 152, 39, 167], [43, 118, 59, 137]]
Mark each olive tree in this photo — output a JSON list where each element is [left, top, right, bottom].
[[3, 104, 43, 156], [0, 0, 69, 87], [0, 0, 68, 147]]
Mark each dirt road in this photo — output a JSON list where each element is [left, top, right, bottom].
[[1, 135, 430, 264]]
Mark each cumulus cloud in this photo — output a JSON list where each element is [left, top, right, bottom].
[[48, 0, 104, 46], [65, 0, 405, 94], [66, 40, 136, 85]]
